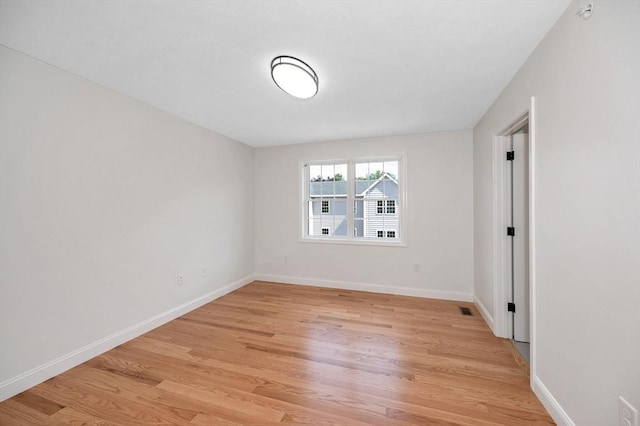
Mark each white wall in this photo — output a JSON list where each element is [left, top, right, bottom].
[[0, 46, 255, 398], [473, 1, 639, 425], [255, 130, 474, 301]]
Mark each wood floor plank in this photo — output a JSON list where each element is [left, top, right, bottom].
[[0, 281, 554, 425], [49, 406, 122, 425], [0, 399, 53, 426], [12, 390, 65, 416], [156, 380, 286, 423]]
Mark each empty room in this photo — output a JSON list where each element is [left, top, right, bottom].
[[0, 1, 638, 425]]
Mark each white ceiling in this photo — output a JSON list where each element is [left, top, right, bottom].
[[0, 0, 570, 147]]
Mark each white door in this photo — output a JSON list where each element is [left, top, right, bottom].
[[511, 133, 529, 342]]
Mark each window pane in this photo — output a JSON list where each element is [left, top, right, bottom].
[[354, 200, 363, 218], [321, 164, 334, 182], [334, 219, 348, 237], [309, 165, 321, 202], [355, 162, 369, 181], [309, 165, 322, 182], [321, 164, 334, 196], [310, 200, 322, 216], [332, 201, 348, 236], [383, 161, 399, 179], [334, 164, 347, 183], [308, 219, 323, 236], [354, 219, 364, 238], [357, 218, 386, 239], [321, 181, 335, 196], [368, 162, 383, 181]]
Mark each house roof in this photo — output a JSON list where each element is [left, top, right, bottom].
[[310, 175, 397, 197]]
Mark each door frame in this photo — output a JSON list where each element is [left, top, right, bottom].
[[492, 97, 537, 383]]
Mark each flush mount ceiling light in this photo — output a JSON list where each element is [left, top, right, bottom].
[[271, 56, 318, 99]]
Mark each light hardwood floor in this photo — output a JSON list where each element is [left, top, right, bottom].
[[0, 281, 554, 425]]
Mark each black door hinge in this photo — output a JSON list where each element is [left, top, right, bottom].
[[507, 227, 515, 236], [506, 151, 515, 161], [507, 302, 516, 313]]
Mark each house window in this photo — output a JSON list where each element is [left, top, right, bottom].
[[303, 157, 404, 244], [386, 200, 396, 214], [376, 199, 396, 214]]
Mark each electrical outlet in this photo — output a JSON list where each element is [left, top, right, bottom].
[[620, 397, 638, 426], [177, 274, 184, 286], [413, 263, 420, 272]]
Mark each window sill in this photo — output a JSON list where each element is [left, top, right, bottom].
[[299, 237, 407, 248]]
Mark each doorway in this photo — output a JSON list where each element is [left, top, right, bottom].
[[508, 128, 530, 360], [492, 102, 535, 374]]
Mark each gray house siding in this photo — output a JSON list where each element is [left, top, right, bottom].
[[363, 179, 399, 238], [354, 200, 364, 237]]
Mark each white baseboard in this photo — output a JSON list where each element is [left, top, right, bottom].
[[0, 274, 255, 402], [473, 295, 495, 332], [255, 274, 473, 302], [532, 376, 575, 426]]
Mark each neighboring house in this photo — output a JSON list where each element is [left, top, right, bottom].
[[309, 173, 399, 238]]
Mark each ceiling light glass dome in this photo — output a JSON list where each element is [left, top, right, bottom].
[[271, 56, 318, 99]]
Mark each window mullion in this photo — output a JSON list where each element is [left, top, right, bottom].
[[303, 162, 309, 238], [347, 160, 354, 239]]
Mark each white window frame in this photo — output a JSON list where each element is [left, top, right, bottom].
[[300, 154, 407, 247]]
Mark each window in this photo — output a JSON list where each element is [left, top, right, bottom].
[[305, 163, 348, 238], [386, 200, 396, 214], [303, 157, 404, 243], [377, 199, 396, 214], [377, 230, 396, 238]]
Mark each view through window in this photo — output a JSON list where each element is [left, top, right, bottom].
[[304, 159, 402, 242]]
